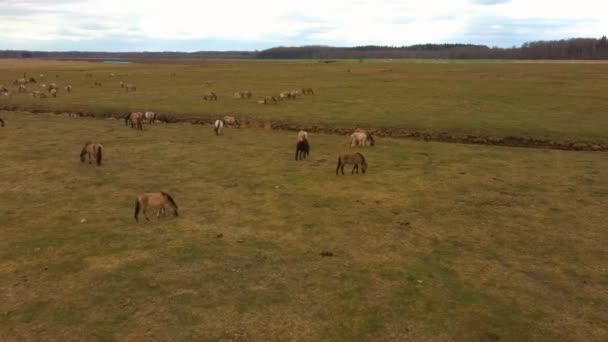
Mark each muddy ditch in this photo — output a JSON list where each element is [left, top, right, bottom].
[[2, 107, 607, 152]]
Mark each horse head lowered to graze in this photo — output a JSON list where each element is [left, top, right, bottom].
[[80, 142, 103, 166], [203, 92, 217, 101], [223, 116, 240, 128], [336, 153, 367, 175], [350, 129, 375, 147], [134, 192, 178, 222], [214, 119, 224, 135]]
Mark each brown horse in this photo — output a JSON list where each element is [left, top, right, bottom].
[[80, 142, 103, 166], [128, 112, 144, 130], [336, 153, 367, 175], [262, 95, 278, 104], [302, 87, 314, 94], [134, 192, 178, 222], [203, 92, 218, 101], [295, 139, 310, 160]]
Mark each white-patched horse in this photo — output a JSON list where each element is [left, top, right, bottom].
[[144, 111, 156, 123], [350, 129, 375, 147], [213, 119, 224, 135]]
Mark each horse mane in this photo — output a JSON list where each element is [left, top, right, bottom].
[[96, 144, 103, 165], [161, 192, 178, 209]]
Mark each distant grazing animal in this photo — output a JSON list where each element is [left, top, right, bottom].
[[48, 83, 59, 92], [125, 84, 136, 92], [50, 88, 57, 97], [295, 139, 310, 160], [144, 111, 156, 123], [65, 85, 72, 93], [213, 119, 224, 135], [39, 73, 45, 78], [31, 90, 46, 98], [0, 85, 8, 93], [94, 81, 102, 87], [223, 116, 240, 128], [40, 84, 48, 89], [28, 77, 36, 83], [120, 81, 125, 88], [0, 118, 4, 127], [302, 87, 314, 95], [14, 78, 27, 85], [289, 89, 301, 98], [336, 153, 367, 175], [279, 91, 290, 100], [234, 90, 252, 99], [203, 92, 218, 101], [350, 129, 375, 147], [18, 84, 27, 92], [263, 95, 278, 104], [80, 142, 103, 166], [155, 113, 169, 123], [123, 113, 132, 126], [128, 112, 144, 130], [134, 192, 178, 222]]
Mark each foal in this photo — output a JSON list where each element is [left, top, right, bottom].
[[134, 192, 178, 222], [336, 153, 367, 175], [80, 142, 103, 166]]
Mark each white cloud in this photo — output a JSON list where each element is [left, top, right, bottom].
[[0, 0, 606, 50]]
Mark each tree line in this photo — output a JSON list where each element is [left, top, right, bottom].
[[1, 37, 607, 60]]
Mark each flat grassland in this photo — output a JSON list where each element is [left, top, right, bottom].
[[1, 59, 608, 143], [1, 112, 607, 341]]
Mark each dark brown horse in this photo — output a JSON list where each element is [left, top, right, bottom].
[[336, 153, 367, 175], [295, 139, 310, 160], [134, 192, 178, 222]]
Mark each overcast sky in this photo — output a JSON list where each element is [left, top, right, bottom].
[[0, 0, 606, 51]]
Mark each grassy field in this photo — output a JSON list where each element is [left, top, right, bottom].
[[1, 59, 608, 143], [1, 111, 607, 341]]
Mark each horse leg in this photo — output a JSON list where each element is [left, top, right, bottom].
[[341, 164, 345, 175], [88, 153, 92, 164], [143, 207, 150, 221]]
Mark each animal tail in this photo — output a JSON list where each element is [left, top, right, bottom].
[[134, 199, 140, 222], [336, 155, 342, 175], [161, 192, 178, 212], [96, 145, 103, 165]]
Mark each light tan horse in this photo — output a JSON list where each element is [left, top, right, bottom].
[[128, 112, 144, 130], [234, 90, 252, 99], [350, 129, 375, 147], [214, 119, 224, 135], [50, 88, 57, 97], [80, 142, 103, 166], [336, 153, 367, 175], [134, 192, 178, 222], [262, 95, 278, 104], [18, 84, 27, 92], [144, 111, 156, 123], [223, 116, 240, 128], [297, 130, 308, 141]]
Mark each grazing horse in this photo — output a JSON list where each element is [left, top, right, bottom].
[[144, 111, 156, 123], [48, 83, 59, 92], [65, 85, 72, 93], [0, 118, 4, 127], [302, 87, 314, 95], [128, 112, 144, 130], [50, 88, 57, 97], [134, 192, 178, 222], [18, 84, 27, 92], [223, 116, 240, 128], [336, 153, 367, 175], [234, 90, 252, 99], [213, 119, 224, 135], [14, 78, 27, 85], [31, 90, 46, 98], [203, 92, 217, 101], [350, 130, 375, 147], [0, 85, 8, 93], [263, 95, 278, 104], [80, 142, 103, 166], [295, 139, 310, 160], [29, 77, 36, 83]]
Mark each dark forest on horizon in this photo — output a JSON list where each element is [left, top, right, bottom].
[[1, 37, 607, 60]]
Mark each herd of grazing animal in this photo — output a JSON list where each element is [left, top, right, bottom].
[[3, 71, 373, 222]]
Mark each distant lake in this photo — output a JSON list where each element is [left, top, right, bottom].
[[103, 61, 132, 64]]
